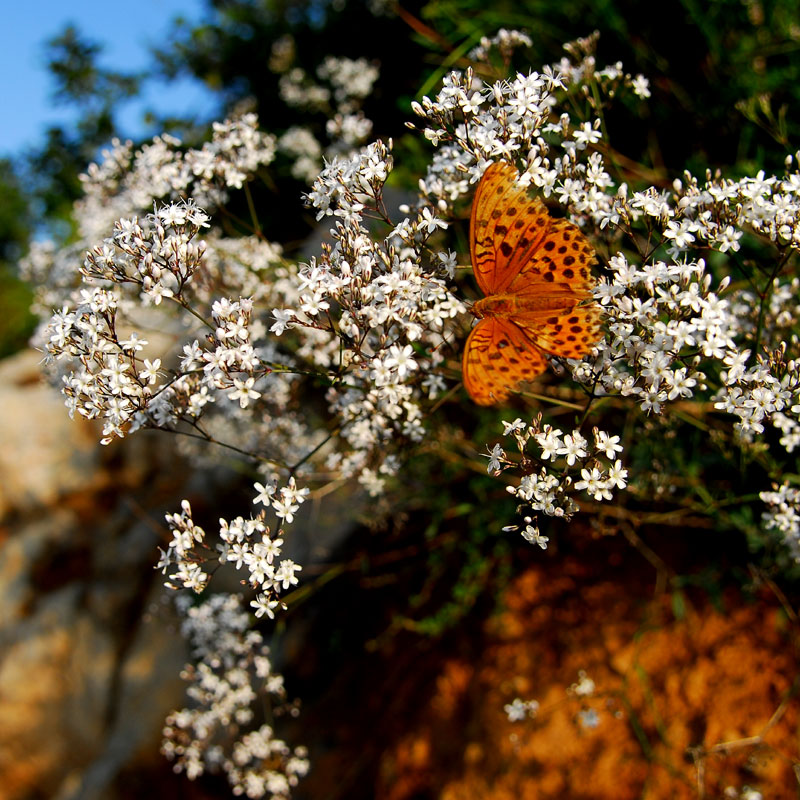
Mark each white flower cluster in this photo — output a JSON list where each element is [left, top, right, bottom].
[[275, 56, 378, 182], [279, 68, 331, 112], [77, 114, 276, 244], [585, 255, 724, 415], [159, 494, 303, 602], [21, 114, 278, 322], [469, 28, 533, 63], [162, 593, 309, 799], [568, 669, 596, 697], [580, 170, 800, 439], [316, 56, 380, 109], [412, 37, 647, 221], [504, 697, 540, 721], [760, 483, 800, 561], [35, 190, 327, 472], [409, 35, 800, 552], [488, 418, 627, 547], [273, 139, 464, 491], [39, 202, 295, 445], [82, 200, 210, 302], [279, 126, 324, 182], [190, 115, 278, 195], [44, 286, 177, 445], [675, 164, 800, 251], [714, 347, 800, 442], [326, 112, 373, 148], [503, 670, 596, 725], [32, 121, 467, 599], [278, 114, 374, 184]]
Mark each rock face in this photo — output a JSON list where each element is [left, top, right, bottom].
[[371, 564, 800, 800], [0, 350, 190, 800], [0, 350, 100, 519]]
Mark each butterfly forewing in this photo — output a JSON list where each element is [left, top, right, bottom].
[[506, 217, 597, 298], [470, 162, 551, 295]]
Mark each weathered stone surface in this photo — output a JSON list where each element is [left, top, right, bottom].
[[0, 349, 100, 519], [0, 350, 190, 800]]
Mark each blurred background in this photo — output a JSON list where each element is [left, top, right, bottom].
[[2, 1, 800, 798]]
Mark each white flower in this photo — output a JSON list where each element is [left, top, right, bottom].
[[250, 593, 280, 619], [578, 709, 600, 729], [536, 426, 563, 461], [559, 432, 588, 465], [575, 467, 612, 501], [384, 344, 418, 378], [228, 376, 261, 408], [667, 368, 697, 400], [255, 536, 283, 564], [437, 250, 458, 279], [571, 670, 596, 696], [504, 697, 539, 721], [253, 481, 276, 506], [573, 121, 602, 147], [504, 698, 529, 722], [521, 525, 549, 549], [502, 418, 527, 436], [594, 430, 623, 458], [607, 461, 628, 490], [139, 358, 162, 386], [631, 74, 651, 98], [272, 494, 300, 524], [419, 207, 448, 234], [486, 443, 505, 474], [275, 559, 302, 589]]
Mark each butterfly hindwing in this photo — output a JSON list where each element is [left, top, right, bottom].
[[514, 303, 603, 360], [462, 317, 548, 406]]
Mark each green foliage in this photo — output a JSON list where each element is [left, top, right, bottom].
[[46, 26, 141, 120], [0, 160, 31, 261], [26, 27, 145, 228], [419, 0, 800, 172], [0, 263, 36, 359], [0, 160, 35, 357]]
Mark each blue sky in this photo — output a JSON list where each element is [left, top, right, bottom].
[[2, 0, 218, 157]]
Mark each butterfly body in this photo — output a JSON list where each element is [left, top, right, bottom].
[[462, 162, 602, 406], [472, 293, 581, 319]]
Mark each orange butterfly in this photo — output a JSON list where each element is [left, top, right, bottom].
[[462, 161, 602, 406]]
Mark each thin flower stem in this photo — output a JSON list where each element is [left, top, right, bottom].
[[157, 421, 288, 470], [289, 427, 342, 474], [752, 249, 793, 359], [244, 182, 262, 236], [169, 295, 215, 331]]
